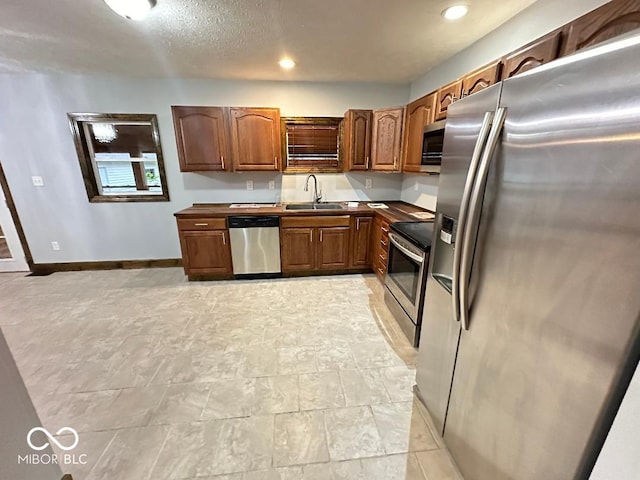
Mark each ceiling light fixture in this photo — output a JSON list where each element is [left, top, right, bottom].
[[104, 0, 157, 20], [442, 5, 469, 21], [279, 58, 296, 70]]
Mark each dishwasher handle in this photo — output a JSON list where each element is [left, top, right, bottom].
[[228, 216, 280, 228]]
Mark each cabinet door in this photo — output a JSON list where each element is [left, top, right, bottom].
[[370, 107, 404, 171], [172, 106, 230, 172], [562, 0, 640, 55], [502, 31, 561, 79], [461, 62, 502, 98], [343, 110, 372, 171], [230, 107, 281, 171], [402, 93, 436, 173], [180, 231, 232, 274], [435, 80, 463, 121], [351, 216, 372, 267], [281, 227, 315, 272], [317, 226, 351, 270]]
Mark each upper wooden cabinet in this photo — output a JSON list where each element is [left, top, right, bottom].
[[402, 93, 436, 173], [434, 80, 463, 121], [229, 107, 281, 171], [172, 106, 230, 172], [461, 62, 502, 98], [371, 107, 405, 171], [502, 31, 562, 79], [343, 110, 372, 171], [562, 0, 640, 56]]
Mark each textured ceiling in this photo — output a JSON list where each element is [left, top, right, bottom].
[[0, 0, 538, 83]]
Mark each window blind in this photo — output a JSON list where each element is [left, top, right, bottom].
[[286, 124, 339, 167]]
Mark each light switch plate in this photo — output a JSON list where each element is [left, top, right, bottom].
[[268, 180, 275, 190], [246, 180, 254, 191], [32, 176, 44, 187], [51, 241, 60, 251]]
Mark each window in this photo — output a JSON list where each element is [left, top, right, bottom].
[[68, 113, 169, 202], [282, 117, 342, 172]]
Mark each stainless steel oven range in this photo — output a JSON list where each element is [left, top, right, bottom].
[[384, 221, 433, 347]]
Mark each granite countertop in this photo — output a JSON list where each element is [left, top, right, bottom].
[[174, 201, 435, 224]]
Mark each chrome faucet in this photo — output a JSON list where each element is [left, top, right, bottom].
[[304, 174, 322, 203]]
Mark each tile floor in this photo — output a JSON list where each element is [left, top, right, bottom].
[[0, 269, 462, 480]]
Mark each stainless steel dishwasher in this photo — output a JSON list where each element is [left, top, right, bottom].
[[228, 216, 282, 278]]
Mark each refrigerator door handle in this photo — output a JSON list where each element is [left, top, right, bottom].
[[459, 107, 507, 331], [452, 111, 495, 324]]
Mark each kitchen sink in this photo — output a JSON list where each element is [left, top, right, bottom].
[[313, 203, 344, 210], [285, 203, 344, 210]]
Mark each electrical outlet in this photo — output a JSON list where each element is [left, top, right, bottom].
[[246, 180, 254, 191], [365, 178, 372, 190], [51, 241, 60, 251], [268, 180, 275, 190], [32, 176, 44, 187], [414, 181, 419, 191]]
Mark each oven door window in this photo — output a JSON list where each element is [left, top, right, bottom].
[[388, 244, 420, 305]]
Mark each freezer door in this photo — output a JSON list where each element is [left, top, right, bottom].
[[443, 36, 640, 479], [416, 85, 502, 434]]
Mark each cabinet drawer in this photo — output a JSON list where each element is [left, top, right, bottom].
[[177, 218, 227, 231], [281, 215, 351, 228]]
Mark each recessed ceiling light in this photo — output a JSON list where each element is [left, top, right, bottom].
[[442, 5, 469, 21], [104, 0, 157, 20], [279, 58, 296, 70]]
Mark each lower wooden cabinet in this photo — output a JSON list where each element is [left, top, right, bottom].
[[371, 216, 390, 280], [177, 217, 232, 279], [351, 216, 373, 267], [176, 212, 384, 279], [281, 227, 315, 272], [317, 226, 351, 270], [280, 215, 366, 274]]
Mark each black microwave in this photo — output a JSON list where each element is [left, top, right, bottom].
[[421, 119, 446, 173]]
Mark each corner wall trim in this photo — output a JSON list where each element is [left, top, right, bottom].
[[31, 258, 182, 275]]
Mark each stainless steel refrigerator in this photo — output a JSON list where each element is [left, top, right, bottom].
[[416, 34, 640, 480]]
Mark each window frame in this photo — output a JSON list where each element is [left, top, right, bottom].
[[281, 117, 344, 174], [67, 113, 170, 203]]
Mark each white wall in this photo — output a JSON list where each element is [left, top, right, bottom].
[[0, 74, 407, 263], [590, 363, 640, 480], [401, 0, 611, 209]]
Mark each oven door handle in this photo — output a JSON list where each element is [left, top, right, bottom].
[[389, 233, 424, 264]]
